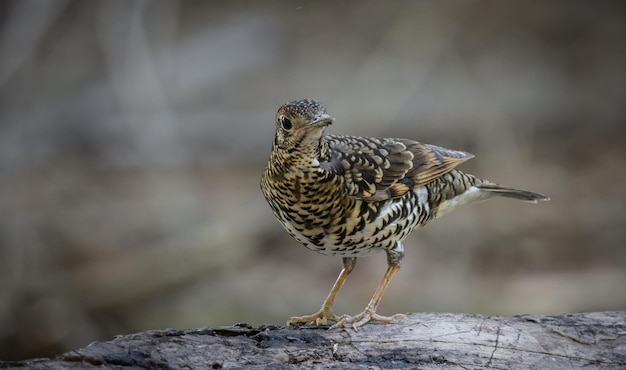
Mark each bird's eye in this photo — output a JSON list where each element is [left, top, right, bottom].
[[280, 116, 292, 130]]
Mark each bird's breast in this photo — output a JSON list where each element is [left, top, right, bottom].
[[263, 167, 435, 257]]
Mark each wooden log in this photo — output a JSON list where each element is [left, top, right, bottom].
[[1, 312, 624, 369]]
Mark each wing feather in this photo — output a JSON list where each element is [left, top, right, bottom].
[[322, 135, 474, 201]]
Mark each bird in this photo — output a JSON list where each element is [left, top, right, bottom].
[[260, 99, 549, 329]]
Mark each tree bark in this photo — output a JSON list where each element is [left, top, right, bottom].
[[1, 312, 624, 369]]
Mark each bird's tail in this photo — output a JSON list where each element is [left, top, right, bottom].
[[476, 183, 550, 203], [429, 171, 549, 219]]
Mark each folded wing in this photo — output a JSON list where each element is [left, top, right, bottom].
[[322, 135, 474, 201]]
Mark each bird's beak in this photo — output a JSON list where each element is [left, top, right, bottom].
[[310, 113, 334, 127]]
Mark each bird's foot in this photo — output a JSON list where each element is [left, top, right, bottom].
[[329, 309, 408, 330], [287, 308, 343, 327]]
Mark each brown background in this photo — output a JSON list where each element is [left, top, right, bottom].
[[0, 0, 624, 361]]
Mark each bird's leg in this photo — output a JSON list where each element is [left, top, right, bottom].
[[330, 243, 408, 330], [287, 257, 357, 326]]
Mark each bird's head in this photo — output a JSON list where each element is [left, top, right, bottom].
[[273, 99, 334, 151]]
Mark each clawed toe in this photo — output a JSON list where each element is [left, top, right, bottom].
[[330, 310, 407, 330], [287, 309, 342, 326]]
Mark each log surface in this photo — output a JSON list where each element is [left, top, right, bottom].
[[1, 312, 624, 369]]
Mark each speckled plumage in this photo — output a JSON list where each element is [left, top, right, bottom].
[[261, 99, 549, 329]]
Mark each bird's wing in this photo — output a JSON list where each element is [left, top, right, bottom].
[[322, 135, 474, 201]]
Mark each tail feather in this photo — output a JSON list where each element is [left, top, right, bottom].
[[477, 184, 550, 203], [427, 171, 549, 220]]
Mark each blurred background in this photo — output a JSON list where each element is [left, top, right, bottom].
[[0, 0, 624, 361]]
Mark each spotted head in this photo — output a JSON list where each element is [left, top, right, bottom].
[[273, 99, 334, 151]]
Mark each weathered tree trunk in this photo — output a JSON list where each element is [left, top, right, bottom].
[[1, 312, 624, 369]]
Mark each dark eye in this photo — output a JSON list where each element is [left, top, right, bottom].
[[280, 116, 292, 130]]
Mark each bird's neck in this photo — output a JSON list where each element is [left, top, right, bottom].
[[268, 137, 329, 175]]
